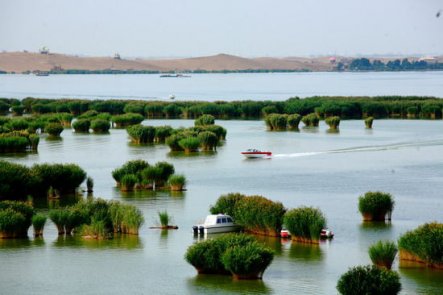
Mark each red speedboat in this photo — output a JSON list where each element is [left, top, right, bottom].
[[241, 149, 272, 158]]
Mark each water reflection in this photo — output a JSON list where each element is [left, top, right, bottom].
[[399, 268, 443, 295], [167, 151, 217, 158], [359, 221, 392, 232], [118, 189, 186, 200], [254, 235, 283, 255], [288, 242, 323, 262], [187, 275, 272, 294], [0, 237, 45, 249], [301, 127, 319, 133], [53, 234, 142, 250]]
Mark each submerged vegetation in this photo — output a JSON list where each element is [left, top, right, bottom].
[[358, 191, 394, 221], [398, 222, 443, 268], [185, 233, 274, 279], [337, 265, 401, 295]]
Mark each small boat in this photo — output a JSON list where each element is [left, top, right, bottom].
[[169, 94, 175, 100], [241, 149, 272, 158], [320, 228, 334, 239], [193, 214, 240, 235], [160, 73, 191, 78], [280, 229, 291, 238], [35, 71, 50, 76]]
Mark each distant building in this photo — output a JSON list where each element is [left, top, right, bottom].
[[39, 46, 49, 54], [329, 57, 336, 64], [114, 53, 121, 60]]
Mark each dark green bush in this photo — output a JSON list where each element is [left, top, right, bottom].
[[358, 191, 394, 221], [204, 125, 227, 140], [11, 105, 24, 116], [127, 125, 155, 144], [72, 119, 90, 133], [284, 206, 326, 243], [0, 201, 34, 237], [221, 241, 274, 279], [123, 103, 145, 115], [90, 119, 110, 133], [0, 135, 29, 152], [0, 161, 39, 199], [369, 240, 398, 270], [337, 265, 401, 295], [7, 119, 29, 131], [165, 133, 184, 151], [185, 233, 257, 274], [45, 122, 64, 137], [32, 163, 87, 194], [265, 113, 287, 130], [233, 195, 286, 236], [398, 222, 443, 265], [210, 193, 246, 216]]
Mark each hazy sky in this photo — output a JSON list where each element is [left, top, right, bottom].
[[1, 0, 442, 58]]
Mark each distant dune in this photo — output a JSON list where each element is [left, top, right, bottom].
[[0, 51, 441, 73]]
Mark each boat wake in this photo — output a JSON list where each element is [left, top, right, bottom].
[[272, 138, 443, 158]]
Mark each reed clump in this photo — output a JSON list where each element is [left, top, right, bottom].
[[0, 201, 35, 238], [336, 265, 401, 295], [358, 191, 394, 221], [32, 213, 47, 237], [368, 240, 398, 270], [284, 206, 326, 244]]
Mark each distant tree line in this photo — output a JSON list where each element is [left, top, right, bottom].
[[346, 58, 443, 71]]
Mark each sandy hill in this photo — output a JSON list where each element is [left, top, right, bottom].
[[0, 52, 336, 73]]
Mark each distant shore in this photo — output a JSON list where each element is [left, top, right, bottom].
[[0, 51, 442, 74]]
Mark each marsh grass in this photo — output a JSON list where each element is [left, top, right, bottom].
[[32, 213, 47, 237], [284, 206, 326, 243], [368, 240, 398, 270]]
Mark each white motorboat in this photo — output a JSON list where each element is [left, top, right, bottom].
[[320, 228, 334, 239], [193, 214, 240, 235], [241, 149, 272, 158]]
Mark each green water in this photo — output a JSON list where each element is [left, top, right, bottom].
[[1, 119, 443, 294]]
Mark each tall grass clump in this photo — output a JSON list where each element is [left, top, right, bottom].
[[111, 160, 150, 185], [112, 113, 144, 128], [154, 126, 173, 143], [301, 113, 319, 127], [32, 163, 87, 194], [221, 241, 274, 280], [368, 240, 398, 270], [358, 191, 394, 221], [233, 195, 286, 236], [198, 131, 218, 151], [287, 114, 302, 130], [365, 116, 374, 129], [210, 193, 246, 217], [165, 133, 184, 151], [72, 119, 90, 133], [120, 174, 138, 191], [336, 265, 401, 295], [185, 233, 261, 275], [32, 213, 47, 237], [265, 113, 287, 130], [398, 222, 443, 268], [127, 125, 155, 144], [86, 176, 94, 193], [44, 122, 64, 137], [158, 210, 171, 227], [0, 161, 39, 199], [90, 119, 110, 133], [179, 137, 200, 153], [325, 116, 340, 130], [167, 174, 186, 191], [0, 201, 34, 238], [284, 206, 326, 244], [195, 114, 215, 126]]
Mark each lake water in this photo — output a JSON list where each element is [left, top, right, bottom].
[[1, 119, 443, 294], [1, 71, 443, 100]]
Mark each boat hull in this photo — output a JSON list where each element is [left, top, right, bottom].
[[241, 152, 272, 158]]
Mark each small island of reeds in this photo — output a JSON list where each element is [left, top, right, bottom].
[[398, 222, 443, 269], [358, 191, 394, 221], [185, 233, 274, 280]]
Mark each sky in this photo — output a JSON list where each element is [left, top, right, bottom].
[[0, 0, 442, 58]]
